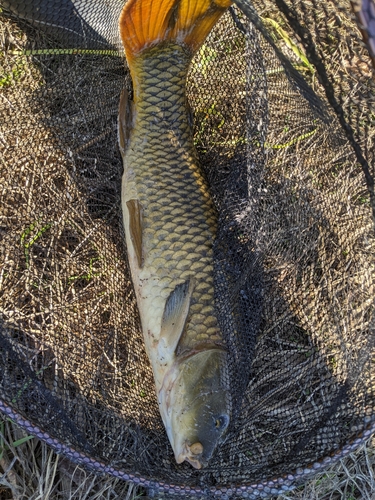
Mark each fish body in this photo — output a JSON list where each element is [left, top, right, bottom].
[[118, 0, 231, 469]]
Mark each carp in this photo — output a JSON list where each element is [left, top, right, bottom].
[[118, 0, 232, 469]]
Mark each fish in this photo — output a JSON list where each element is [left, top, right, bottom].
[[118, 0, 232, 469]]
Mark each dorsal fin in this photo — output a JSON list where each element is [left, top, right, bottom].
[[119, 0, 232, 63]]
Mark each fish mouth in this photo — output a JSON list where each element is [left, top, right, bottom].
[[175, 441, 206, 469]]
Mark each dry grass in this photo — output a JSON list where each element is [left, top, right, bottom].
[[276, 441, 375, 500], [0, 417, 141, 500], [0, 416, 374, 499]]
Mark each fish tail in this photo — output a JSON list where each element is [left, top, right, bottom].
[[119, 0, 232, 63]]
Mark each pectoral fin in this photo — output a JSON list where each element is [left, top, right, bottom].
[[126, 199, 143, 268], [160, 279, 195, 357], [118, 88, 133, 156]]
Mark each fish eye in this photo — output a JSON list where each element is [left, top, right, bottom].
[[214, 415, 229, 430]]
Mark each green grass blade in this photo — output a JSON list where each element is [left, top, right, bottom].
[[263, 17, 314, 73], [20, 221, 52, 268], [11, 435, 35, 448]]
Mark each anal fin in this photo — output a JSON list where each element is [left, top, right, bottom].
[[160, 279, 195, 357], [126, 199, 144, 268]]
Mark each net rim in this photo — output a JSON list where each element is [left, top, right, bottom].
[[0, 399, 374, 498]]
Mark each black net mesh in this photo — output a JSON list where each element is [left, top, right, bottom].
[[1, 0, 374, 497]]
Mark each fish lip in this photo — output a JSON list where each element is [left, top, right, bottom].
[[175, 441, 207, 470]]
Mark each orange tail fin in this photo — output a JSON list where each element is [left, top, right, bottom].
[[119, 0, 232, 63]]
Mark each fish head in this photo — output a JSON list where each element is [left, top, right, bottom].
[[161, 348, 231, 469]]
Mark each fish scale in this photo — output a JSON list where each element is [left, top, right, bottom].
[[122, 44, 222, 356]]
